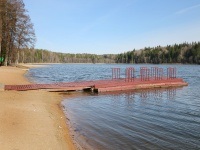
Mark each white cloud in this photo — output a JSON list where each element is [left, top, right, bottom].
[[176, 4, 200, 15]]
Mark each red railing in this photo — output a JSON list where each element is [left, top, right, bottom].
[[125, 67, 135, 82], [140, 67, 150, 81], [167, 67, 176, 79], [151, 67, 164, 80], [112, 68, 120, 80]]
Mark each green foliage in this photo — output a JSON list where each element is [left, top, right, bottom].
[[18, 49, 116, 64], [115, 42, 200, 64], [0, 57, 4, 62], [13, 42, 200, 64]]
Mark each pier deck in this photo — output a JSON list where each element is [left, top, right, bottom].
[[4, 67, 188, 93], [4, 77, 188, 93]]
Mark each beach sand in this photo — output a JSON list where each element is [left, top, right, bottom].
[[0, 66, 75, 150]]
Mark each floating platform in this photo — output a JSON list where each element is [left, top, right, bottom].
[[4, 67, 188, 93], [93, 78, 187, 92]]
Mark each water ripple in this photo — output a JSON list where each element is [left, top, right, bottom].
[[26, 64, 200, 150]]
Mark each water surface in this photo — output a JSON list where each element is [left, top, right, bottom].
[[27, 64, 200, 150]]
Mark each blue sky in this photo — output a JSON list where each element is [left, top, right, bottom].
[[23, 0, 200, 54]]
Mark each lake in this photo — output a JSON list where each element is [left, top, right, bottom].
[[27, 64, 200, 150]]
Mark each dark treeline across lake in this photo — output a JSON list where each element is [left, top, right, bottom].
[[12, 42, 200, 65], [116, 42, 200, 64], [27, 64, 200, 150]]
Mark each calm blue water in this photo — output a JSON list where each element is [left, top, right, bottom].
[[27, 64, 200, 150]]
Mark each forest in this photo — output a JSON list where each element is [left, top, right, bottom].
[[18, 42, 200, 64], [17, 48, 116, 64], [0, 0, 35, 66], [116, 42, 200, 64]]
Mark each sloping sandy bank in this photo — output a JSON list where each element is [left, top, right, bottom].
[[0, 66, 75, 150]]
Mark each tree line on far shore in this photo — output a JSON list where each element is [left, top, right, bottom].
[[17, 48, 116, 64], [116, 42, 200, 64], [16, 42, 200, 64]]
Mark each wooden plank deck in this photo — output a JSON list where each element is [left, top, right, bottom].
[[4, 77, 188, 93]]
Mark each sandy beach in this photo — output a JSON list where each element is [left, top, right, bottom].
[[0, 66, 75, 150]]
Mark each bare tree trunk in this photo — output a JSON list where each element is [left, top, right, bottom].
[[3, 53, 7, 66], [0, 1, 3, 66], [15, 50, 19, 64], [0, 18, 2, 61], [22, 50, 24, 63]]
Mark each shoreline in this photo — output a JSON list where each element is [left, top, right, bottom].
[[15, 62, 200, 65], [0, 66, 75, 149]]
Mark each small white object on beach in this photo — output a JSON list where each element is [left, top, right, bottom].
[[59, 126, 62, 129]]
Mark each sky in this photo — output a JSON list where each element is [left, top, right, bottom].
[[23, 0, 200, 54]]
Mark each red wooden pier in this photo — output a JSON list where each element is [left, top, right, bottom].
[[4, 67, 188, 93]]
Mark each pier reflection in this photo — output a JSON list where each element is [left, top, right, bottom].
[[97, 87, 181, 110], [100, 87, 179, 101], [139, 88, 177, 101]]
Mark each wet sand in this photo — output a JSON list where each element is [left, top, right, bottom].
[[0, 66, 75, 150]]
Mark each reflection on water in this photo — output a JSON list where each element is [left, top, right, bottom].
[[62, 87, 200, 150], [139, 88, 176, 100]]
